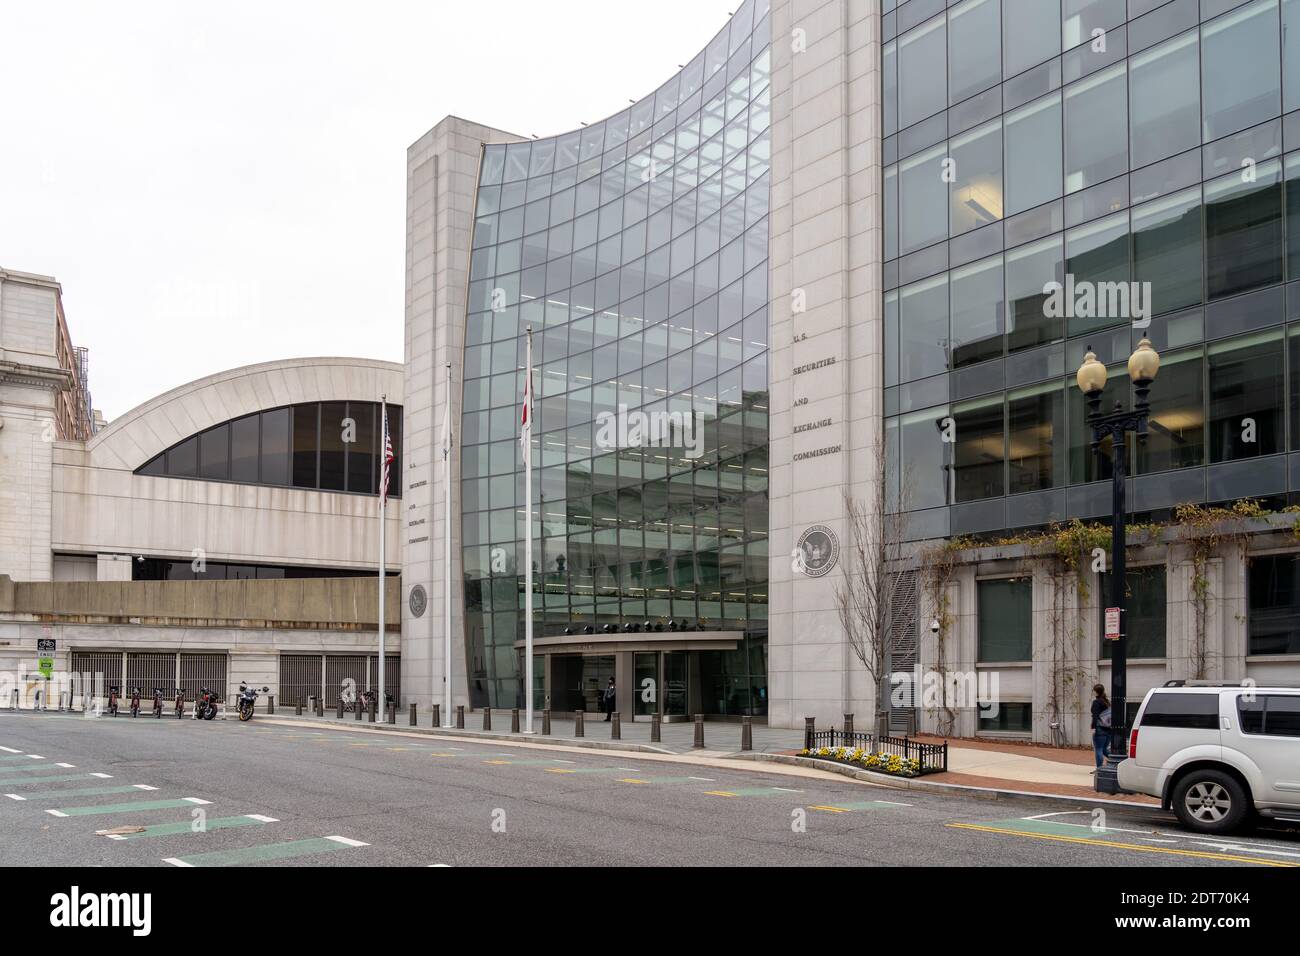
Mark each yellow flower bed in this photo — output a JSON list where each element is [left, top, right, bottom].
[[800, 747, 924, 778]]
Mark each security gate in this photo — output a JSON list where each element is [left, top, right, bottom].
[[126, 652, 176, 695], [280, 655, 323, 707], [70, 651, 124, 703], [368, 655, 401, 705], [325, 655, 367, 708], [179, 653, 228, 703]]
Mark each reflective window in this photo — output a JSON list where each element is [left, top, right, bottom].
[[1065, 212, 1130, 338], [1205, 160, 1283, 301], [1099, 565, 1166, 659], [1008, 380, 1065, 493], [1064, 63, 1127, 194], [899, 275, 950, 383], [953, 395, 1005, 501], [1132, 187, 1202, 317], [900, 145, 948, 254], [1208, 329, 1285, 462], [899, 16, 948, 127], [951, 255, 1005, 368], [1129, 31, 1200, 170], [1201, 0, 1281, 142], [1249, 554, 1300, 654], [1005, 94, 1062, 216], [1135, 347, 1204, 474], [978, 578, 1032, 661], [901, 407, 951, 510], [950, 119, 1003, 235], [1003, 0, 1061, 78], [949, 0, 1002, 104], [1006, 236, 1064, 353]]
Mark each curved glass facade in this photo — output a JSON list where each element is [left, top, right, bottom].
[[460, 0, 772, 708]]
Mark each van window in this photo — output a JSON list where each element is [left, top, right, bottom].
[[1263, 696, 1300, 737], [1238, 696, 1266, 734], [1139, 693, 1219, 729]]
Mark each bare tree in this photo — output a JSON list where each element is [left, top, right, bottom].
[[834, 440, 912, 737]]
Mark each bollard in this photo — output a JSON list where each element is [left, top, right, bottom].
[[267, 695, 275, 715], [844, 713, 854, 737], [409, 703, 417, 727], [318, 698, 325, 718], [368, 698, 376, 723], [337, 699, 344, 719], [574, 710, 584, 738], [804, 716, 816, 750], [308, 695, 317, 715], [10, 688, 18, 710], [296, 703, 303, 717], [483, 707, 492, 731], [741, 716, 753, 751], [611, 711, 621, 740], [387, 702, 396, 724], [693, 714, 705, 749], [511, 708, 520, 733], [455, 705, 465, 729], [432, 703, 440, 727], [651, 712, 661, 742], [355, 698, 363, 720], [542, 709, 551, 735]]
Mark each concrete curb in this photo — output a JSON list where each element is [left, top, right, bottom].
[[258, 715, 682, 755], [730, 753, 1161, 809]]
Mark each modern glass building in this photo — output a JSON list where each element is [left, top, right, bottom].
[[455, 0, 773, 713], [883, 0, 1300, 539]]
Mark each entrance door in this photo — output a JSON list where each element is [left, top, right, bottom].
[[663, 652, 688, 718], [634, 653, 657, 717], [552, 654, 614, 713]]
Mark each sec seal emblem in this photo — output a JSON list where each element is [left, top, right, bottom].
[[409, 584, 428, 618], [796, 525, 839, 577]]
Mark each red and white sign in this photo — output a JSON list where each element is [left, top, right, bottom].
[[1104, 607, 1121, 642]]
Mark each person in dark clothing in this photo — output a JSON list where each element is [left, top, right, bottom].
[[602, 677, 616, 721], [1090, 683, 1112, 770]]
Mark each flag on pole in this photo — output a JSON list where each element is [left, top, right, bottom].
[[519, 360, 531, 466], [380, 405, 395, 504], [440, 394, 452, 462]]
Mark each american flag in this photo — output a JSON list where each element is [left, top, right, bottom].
[[519, 364, 531, 467], [380, 404, 395, 505]]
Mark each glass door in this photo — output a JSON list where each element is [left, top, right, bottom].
[[633, 653, 657, 717], [663, 652, 688, 718]]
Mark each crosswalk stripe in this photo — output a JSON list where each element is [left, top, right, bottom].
[[9, 785, 154, 800], [102, 814, 280, 840], [0, 746, 21, 753], [45, 797, 211, 817]]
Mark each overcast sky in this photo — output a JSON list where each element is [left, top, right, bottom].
[[0, 0, 739, 419]]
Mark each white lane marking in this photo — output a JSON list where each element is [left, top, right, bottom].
[[56, 763, 75, 768], [428, 863, 452, 866], [772, 787, 802, 793], [182, 797, 211, 805], [162, 858, 193, 867], [1188, 840, 1300, 860], [106, 834, 127, 841], [0, 747, 20, 753], [244, 814, 279, 823], [1026, 811, 1091, 819], [45, 810, 67, 817], [25, 755, 44, 760], [1142, 839, 1178, 844], [90, 773, 112, 779], [324, 835, 369, 847], [876, 800, 914, 807], [687, 776, 715, 781], [5, 794, 25, 801], [132, 785, 158, 791]]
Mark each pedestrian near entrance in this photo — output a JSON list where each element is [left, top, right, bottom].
[[602, 677, 616, 721], [1090, 683, 1112, 771]]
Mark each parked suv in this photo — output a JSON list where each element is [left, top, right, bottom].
[[1117, 682, 1300, 834]]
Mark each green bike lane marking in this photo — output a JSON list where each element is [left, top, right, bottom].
[[46, 797, 210, 818], [163, 835, 368, 867], [6, 785, 156, 801], [102, 814, 279, 841], [0, 762, 76, 774], [2, 773, 111, 787]]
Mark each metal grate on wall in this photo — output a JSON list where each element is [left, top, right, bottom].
[[69, 651, 123, 700], [324, 655, 367, 708], [126, 652, 176, 695], [888, 570, 919, 733], [280, 655, 322, 707], [180, 653, 228, 703]]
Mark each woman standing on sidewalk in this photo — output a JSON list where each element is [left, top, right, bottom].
[[1090, 683, 1112, 771]]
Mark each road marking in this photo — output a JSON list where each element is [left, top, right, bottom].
[[56, 763, 75, 768], [703, 791, 738, 797], [5, 794, 25, 801], [101, 815, 280, 841], [807, 800, 912, 812], [45, 797, 212, 818], [703, 787, 803, 797], [616, 778, 648, 784], [427, 753, 458, 757], [2, 773, 105, 786], [0, 746, 21, 753], [162, 835, 369, 867], [0, 764, 81, 775], [947, 823, 1297, 867], [0, 754, 44, 762], [12, 785, 156, 800], [687, 776, 714, 781], [90, 773, 112, 778]]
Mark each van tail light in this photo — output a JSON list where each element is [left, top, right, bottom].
[[1128, 729, 1139, 759]]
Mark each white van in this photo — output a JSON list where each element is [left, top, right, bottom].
[[1117, 682, 1300, 835]]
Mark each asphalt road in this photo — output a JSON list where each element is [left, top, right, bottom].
[[2, 710, 1298, 867]]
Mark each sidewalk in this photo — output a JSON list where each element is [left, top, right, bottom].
[[263, 708, 1158, 806]]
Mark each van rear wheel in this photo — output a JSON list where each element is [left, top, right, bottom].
[[1173, 770, 1249, 835]]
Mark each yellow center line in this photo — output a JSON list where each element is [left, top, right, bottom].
[[616, 778, 648, 784], [427, 753, 456, 757], [808, 805, 851, 813], [545, 768, 575, 774], [947, 823, 1297, 867], [485, 760, 512, 765], [703, 790, 738, 797]]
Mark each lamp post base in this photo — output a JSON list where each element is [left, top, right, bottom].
[[1094, 754, 1124, 795]]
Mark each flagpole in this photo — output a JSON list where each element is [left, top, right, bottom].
[[523, 327, 535, 734], [443, 363, 453, 727], [378, 395, 387, 722]]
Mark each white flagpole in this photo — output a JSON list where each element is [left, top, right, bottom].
[[378, 396, 387, 721], [523, 328, 535, 734], [443, 363, 453, 727]]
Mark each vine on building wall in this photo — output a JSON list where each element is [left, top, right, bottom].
[[919, 538, 967, 736]]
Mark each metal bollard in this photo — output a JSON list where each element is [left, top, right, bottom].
[[409, 703, 417, 726], [844, 713, 854, 736], [483, 707, 492, 731], [741, 715, 753, 751], [693, 714, 705, 749], [368, 698, 376, 723], [455, 705, 464, 729], [432, 703, 440, 727], [611, 711, 621, 740], [267, 695, 275, 715], [387, 702, 396, 724], [574, 710, 584, 738], [355, 698, 363, 720], [542, 709, 551, 735], [337, 699, 344, 719], [10, 689, 18, 710], [804, 716, 816, 750], [295, 703, 303, 716], [318, 698, 325, 718], [511, 708, 520, 733], [651, 713, 661, 742]]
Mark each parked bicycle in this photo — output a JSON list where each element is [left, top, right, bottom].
[[152, 688, 164, 718], [174, 690, 185, 719], [107, 685, 119, 717], [129, 686, 141, 718]]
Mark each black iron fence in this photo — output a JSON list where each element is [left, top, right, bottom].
[[804, 726, 947, 774]]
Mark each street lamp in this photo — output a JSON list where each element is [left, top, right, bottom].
[[1075, 338, 1160, 794]]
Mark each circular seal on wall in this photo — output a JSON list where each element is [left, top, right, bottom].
[[408, 584, 428, 618], [797, 525, 839, 578]]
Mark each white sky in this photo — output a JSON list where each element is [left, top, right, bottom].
[[0, 0, 739, 419]]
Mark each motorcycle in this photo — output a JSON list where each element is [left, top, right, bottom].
[[192, 686, 218, 720], [107, 685, 119, 717], [152, 688, 164, 718], [236, 683, 269, 722], [129, 686, 141, 718]]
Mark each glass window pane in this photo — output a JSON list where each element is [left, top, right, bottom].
[[230, 414, 259, 484], [1249, 554, 1300, 654], [1130, 31, 1201, 170], [1008, 380, 1065, 493], [978, 578, 1032, 662], [953, 394, 1004, 501], [949, 0, 1002, 104], [1064, 211, 1130, 338], [1003, 0, 1060, 78], [1208, 330, 1285, 462], [1100, 566, 1166, 659], [1005, 93, 1062, 216], [899, 16, 948, 128], [883, 40, 898, 137], [899, 274, 950, 382], [318, 402, 347, 492], [1205, 160, 1283, 301], [260, 408, 290, 486], [950, 119, 1003, 235], [1132, 186, 1203, 317], [1201, 0, 1281, 142], [198, 423, 229, 480], [1286, 0, 1300, 112], [951, 255, 1005, 368], [1064, 63, 1127, 194], [901, 406, 951, 510], [900, 144, 948, 254], [1286, 154, 1300, 279], [292, 403, 319, 489], [1135, 347, 1204, 474], [1007, 236, 1064, 353], [347, 402, 376, 494], [167, 436, 197, 478]]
